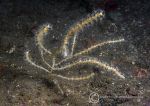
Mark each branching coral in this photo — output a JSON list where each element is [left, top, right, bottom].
[[25, 10, 125, 92]]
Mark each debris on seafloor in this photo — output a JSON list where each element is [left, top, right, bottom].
[[6, 45, 16, 54], [0, 64, 8, 77], [132, 67, 149, 78]]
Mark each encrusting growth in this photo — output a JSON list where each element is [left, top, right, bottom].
[[25, 9, 126, 93]]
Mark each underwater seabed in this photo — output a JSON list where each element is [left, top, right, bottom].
[[0, 0, 150, 106]]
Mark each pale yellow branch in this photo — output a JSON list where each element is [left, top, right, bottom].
[[25, 51, 50, 73], [53, 56, 125, 79], [56, 38, 125, 66], [74, 38, 125, 56], [62, 10, 105, 57], [52, 73, 95, 81], [35, 24, 52, 55]]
